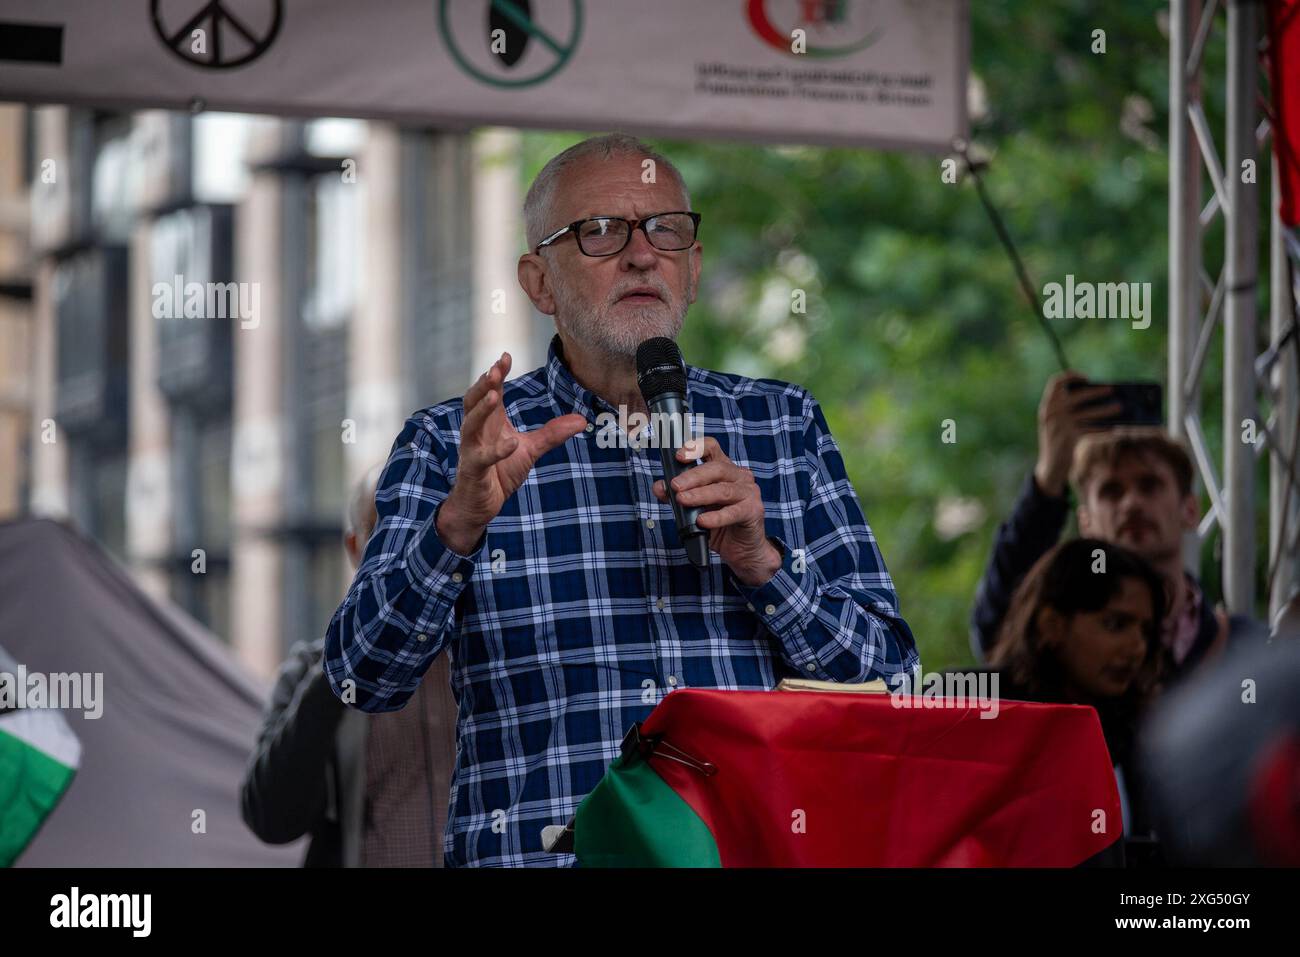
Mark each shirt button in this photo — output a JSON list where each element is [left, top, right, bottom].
[[667, 675, 678, 686], [655, 598, 665, 611], [746, 602, 754, 612], [645, 519, 655, 529], [765, 604, 776, 615], [451, 572, 463, 583], [585, 422, 594, 433], [416, 633, 428, 642], [806, 662, 816, 672]]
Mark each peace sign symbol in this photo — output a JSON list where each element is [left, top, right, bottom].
[[151, 0, 283, 70]]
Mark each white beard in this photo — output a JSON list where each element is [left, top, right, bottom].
[[549, 267, 688, 360]]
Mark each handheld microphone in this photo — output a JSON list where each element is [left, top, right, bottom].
[[635, 337, 709, 569]]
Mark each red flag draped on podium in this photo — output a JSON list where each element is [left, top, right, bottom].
[[574, 688, 1121, 867], [1270, 0, 1300, 226]]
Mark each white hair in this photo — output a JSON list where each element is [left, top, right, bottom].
[[344, 463, 385, 542], [522, 132, 691, 251]]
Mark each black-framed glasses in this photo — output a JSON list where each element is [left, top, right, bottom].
[[534, 211, 701, 257]]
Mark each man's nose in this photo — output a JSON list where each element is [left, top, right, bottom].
[[1119, 485, 1145, 513], [619, 227, 660, 269]]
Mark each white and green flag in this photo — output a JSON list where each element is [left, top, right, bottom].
[[0, 647, 81, 866]]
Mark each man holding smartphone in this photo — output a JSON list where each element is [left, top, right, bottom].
[[969, 371, 1262, 681]]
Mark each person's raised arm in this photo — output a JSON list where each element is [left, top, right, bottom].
[[324, 353, 585, 712], [969, 372, 1121, 659]]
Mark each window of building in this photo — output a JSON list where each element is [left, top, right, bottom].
[[54, 243, 130, 558], [279, 129, 361, 653], [90, 113, 135, 243], [401, 131, 475, 413], [302, 175, 359, 331], [192, 112, 251, 205], [150, 201, 235, 638]]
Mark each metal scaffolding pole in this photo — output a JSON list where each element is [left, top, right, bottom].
[[1223, 0, 1259, 614], [1168, 0, 1300, 620], [1269, 155, 1298, 619], [1169, 0, 1202, 574]]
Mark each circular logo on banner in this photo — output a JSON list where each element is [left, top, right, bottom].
[[746, 0, 882, 58], [438, 0, 583, 88], [151, 0, 283, 69]]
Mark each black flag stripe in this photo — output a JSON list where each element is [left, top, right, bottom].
[[0, 22, 63, 64]]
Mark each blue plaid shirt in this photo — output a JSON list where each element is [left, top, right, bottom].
[[323, 336, 918, 866]]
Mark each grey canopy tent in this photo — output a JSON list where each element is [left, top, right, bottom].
[[0, 517, 300, 866]]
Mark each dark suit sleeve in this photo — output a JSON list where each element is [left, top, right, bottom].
[[969, 472, 1070, 661], [240, 640, 348, 845]]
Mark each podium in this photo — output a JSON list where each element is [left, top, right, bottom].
[[564, 687, 1122, 867]]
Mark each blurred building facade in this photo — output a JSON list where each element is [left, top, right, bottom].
[[0, 108, 32, 530], [0, 104, 550, 680]]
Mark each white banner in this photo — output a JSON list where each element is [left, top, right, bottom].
[[0, 0, 967, 151]]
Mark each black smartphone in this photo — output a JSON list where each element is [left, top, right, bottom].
[[1066, 380, 1163, 428]]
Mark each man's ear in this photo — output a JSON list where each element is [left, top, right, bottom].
[[687, 242, 702, 305], [518, 253, 558, 315], [1179, 491, 1198, 531], [344, 531, 360, 567]]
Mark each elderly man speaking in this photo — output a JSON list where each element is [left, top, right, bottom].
[[324, 133, 917, 867]]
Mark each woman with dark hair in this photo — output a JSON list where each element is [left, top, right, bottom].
[[988, 537, 1167, 862]]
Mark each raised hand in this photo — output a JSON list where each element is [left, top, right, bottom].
[[436, 352, 587, 554], [1034, 371, 1122, 498]]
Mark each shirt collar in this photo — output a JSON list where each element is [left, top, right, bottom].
[[543, 333, 628, 422], [1165, 572, 1204, 664]]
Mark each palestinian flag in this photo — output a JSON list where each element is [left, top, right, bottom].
[[0, 648, 81, 866], [574, 688, 1121, 867]]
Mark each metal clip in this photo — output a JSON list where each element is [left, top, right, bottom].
[[619, 723, 716, 776], [651, 738, 718, 776]]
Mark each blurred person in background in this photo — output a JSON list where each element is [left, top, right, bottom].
[[971, 372, 1264, 682], [988, 538, 1167, 862], [241, 464, 459, 866], [1140, 636, 1300, 866]]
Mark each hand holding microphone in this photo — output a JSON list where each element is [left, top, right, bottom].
[[638, 338, 781, 586]]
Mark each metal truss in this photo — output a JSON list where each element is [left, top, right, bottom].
[[1169, 0, 1300, 620]]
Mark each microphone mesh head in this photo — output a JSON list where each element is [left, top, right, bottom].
[[636, 337, 687, 401]]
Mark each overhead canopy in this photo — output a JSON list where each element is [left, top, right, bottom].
[[0, 0, 968, 151], [0, 518, 300, 866]]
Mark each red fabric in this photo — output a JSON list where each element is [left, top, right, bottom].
[[1271, 0, 1300, 227], [1248, 732, 1300, 866], [639, 688, 1121, 867]]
